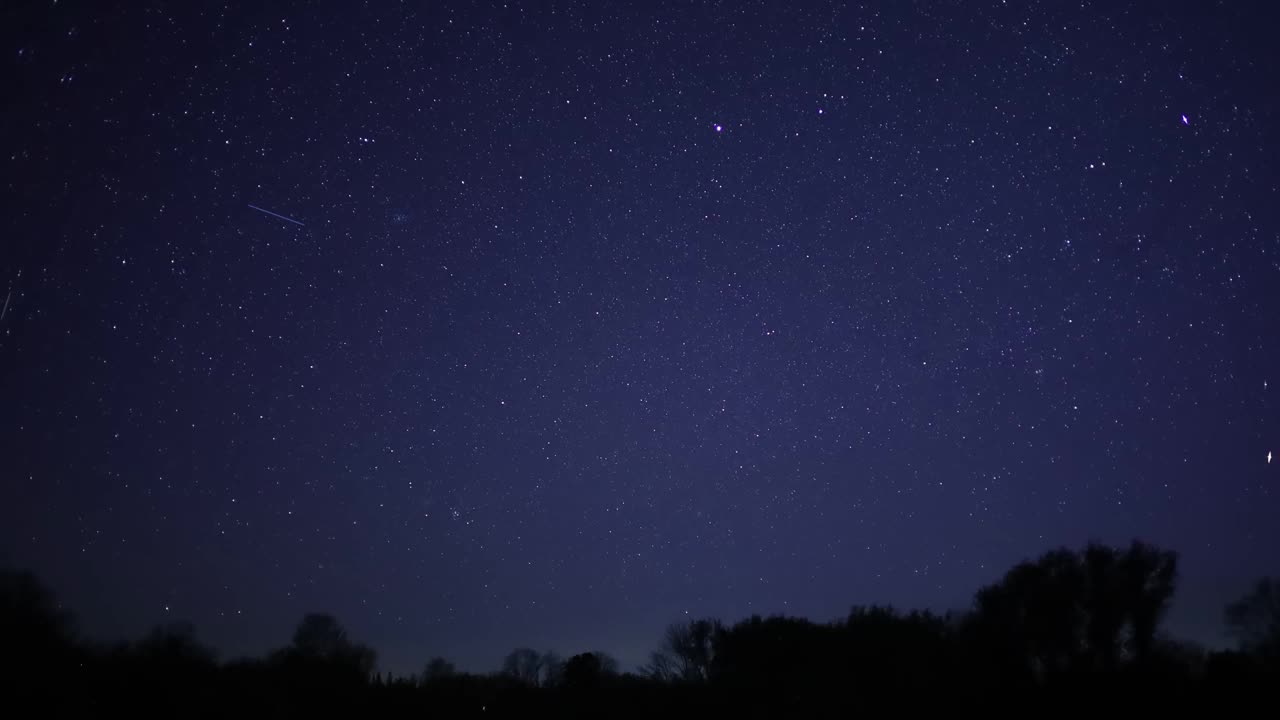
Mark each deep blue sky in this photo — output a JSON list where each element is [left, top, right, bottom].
[[2, 1, 1278, 675]]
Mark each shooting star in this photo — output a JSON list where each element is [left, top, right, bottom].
[[1, 269, 16, 322], [247, 204, 305, 226]]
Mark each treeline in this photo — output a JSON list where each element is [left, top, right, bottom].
[[3, 540, 1279, 717]]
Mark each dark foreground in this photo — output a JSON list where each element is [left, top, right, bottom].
[[5, 540, 1279, 717]]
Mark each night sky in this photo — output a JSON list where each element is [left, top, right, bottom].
[[3, 1, 1279, 675]]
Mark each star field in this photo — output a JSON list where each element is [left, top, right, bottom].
[[2, 1, 1279, 675]]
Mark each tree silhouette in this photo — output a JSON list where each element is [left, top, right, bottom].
[[971, 541, 1178, 680], [647, 618, 722, 682], [842, 606, 953, 689], [421, 656, 457, 684], [591, 650, 620, 676], [0, 568, 76, 650], [639, 649, 678, 681], [1082, 543, 1126, 670], [1225, 577, 1280, 662], [1118, 540, 1178, 663], [713, 615, 834, 690], [562, 652, 605, 689], [973, 548, 1084, 679], [132, 621, 217, 668], [542, 651, 565, 687], [292, 613, 350, 658], [0, 569, 79, 695], [0, 542, 1250, 714], [280, 613, 376, 684], [501, 647, 545, 686]]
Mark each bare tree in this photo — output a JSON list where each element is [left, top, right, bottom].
[[592, 650, 620, 675], [542, 651, 565, 687], [501, 647, 545, 686], [645, 618, 722, 682], [640, 650, 678, 681]]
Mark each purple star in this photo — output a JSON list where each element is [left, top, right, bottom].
[[714, 124, 723, 133], [1181, 114, 1189, 126]]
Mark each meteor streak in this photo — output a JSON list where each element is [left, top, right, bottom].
[[248, 204, 304, 226]]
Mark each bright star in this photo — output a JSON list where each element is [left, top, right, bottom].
[[1181, 114, 1189, 125], [713, 124, 722, 132]]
